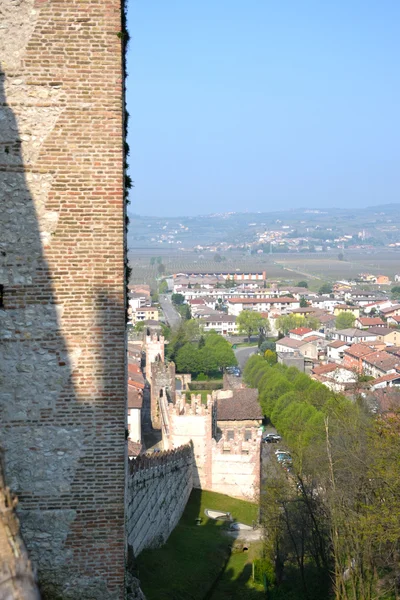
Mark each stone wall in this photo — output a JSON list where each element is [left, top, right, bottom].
[[0, 2, 126, 598], [164, 396, 261, 500], [165, 396, 215, 488], [126, 445, 194, 557], [211, 429, 261, 500], [150, 359, 176, 429]]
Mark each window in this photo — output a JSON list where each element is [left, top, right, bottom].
[[227, 430, 234, 441], [244, 429, 252, 441]]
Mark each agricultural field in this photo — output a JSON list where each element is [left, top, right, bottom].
[[128, 248, 400, 290]]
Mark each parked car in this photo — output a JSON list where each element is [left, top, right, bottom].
[[262, 433, 282, 443]]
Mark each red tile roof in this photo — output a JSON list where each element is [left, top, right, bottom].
[[344, 343, 375, 358], [227, 297, 297, 304], [217, 389, 262, 421], [289, 327, 313, 335], [128, 387, 143, 409]]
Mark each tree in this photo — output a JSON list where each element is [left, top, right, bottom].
[[157, 263, 166, 275], [159, 279, 168, 294], [338, 252, 344, 261], [171, 293, 185, 305], [318, 283, 332, 294], [264, 349, 277, 365], [133, 321, 145, 334], [156, 256, 162, 264], [300, 297, 308, 308], [237, 311, 270, 341], [276, 314, 306, 335], [260, 340, 276, 354], [335, 311, 355, 329], [150, 256, 156, 266], [297, 281, 308, 288], [391, 285, 400, 300], [213, 253, 223, 262]]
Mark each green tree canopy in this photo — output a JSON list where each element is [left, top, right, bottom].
[[318, 282, 332, 294], [171, 293, 185, 305], [296, 280, 308, 288], [237, 311, 270, 340], [335, 311, 355, 329]]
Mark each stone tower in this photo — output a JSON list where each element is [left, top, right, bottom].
[[0, 2, 126, 598]]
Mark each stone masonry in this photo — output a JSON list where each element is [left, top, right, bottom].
[[0, 2, 126, 599], [126, 445, 193, 558]]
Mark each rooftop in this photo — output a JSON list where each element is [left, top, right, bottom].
[[216, 389, 262, 421]]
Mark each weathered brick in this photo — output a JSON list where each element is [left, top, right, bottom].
[[0, 1, 126, 598]]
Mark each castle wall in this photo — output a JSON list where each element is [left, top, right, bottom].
[[211, 429, 261, 500], [0, 2, 126, 598], [150, 360, 175, 429], [126, 445, 193, 557], [166, 396, 214, 488]]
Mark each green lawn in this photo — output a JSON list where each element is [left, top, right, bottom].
[[136, 489, 261, 600]]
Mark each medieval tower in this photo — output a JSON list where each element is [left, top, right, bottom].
[[1, 1, 126, 598]]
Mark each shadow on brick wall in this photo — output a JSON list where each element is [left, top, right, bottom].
[[0, 62, 125, 600]]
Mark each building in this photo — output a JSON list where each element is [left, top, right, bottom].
[[361, 351, 400, 379], [227, 297, 299, 316], [355, 317, 385, 329], [132, 306, 159, 324], [334, 305, 361, 318], [368, 327, 400, 346], [200, 314, 238, 335], [276, 337, 318, 360], [326, 340, 349, 362], [1, 3, 126, 598], [333, 328, 377, 344], [343, 344, 376, 372], [215, 389, 263, 432]]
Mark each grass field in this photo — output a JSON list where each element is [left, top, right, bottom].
[[136, 489, 262, 600], [129, 249, 400, 290]]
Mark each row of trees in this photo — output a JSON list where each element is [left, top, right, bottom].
[[245, 355, 400, 599]]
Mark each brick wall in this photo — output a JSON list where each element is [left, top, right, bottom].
[[0, 1, 126, 598], [126, 445, 194, 557]]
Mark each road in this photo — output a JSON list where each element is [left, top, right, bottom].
[[234, 345, 257, 370], [159, 294, 181, 329]]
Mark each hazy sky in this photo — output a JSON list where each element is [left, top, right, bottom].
[[126, 0, 400, 217]]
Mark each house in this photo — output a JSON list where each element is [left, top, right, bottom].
[[288, 327, 313, 340], [343, 343, 375, 372], [375, 275, 391, 285], [277, 351, 305, 371], [368, 327, 400, 346], [318, 313, 336, 334], [127, 386, 143, 446], [334, 305, 360, 318], [333, 328, 377, 344], [380, 305, 400, 319], [387, 315, 400, 327], [311, 364, 357, 393], [131, 306, 159, 324], [130, 284, 151, 298], [361, 351, 400, 378], [226, 297, 299, 316], [276, 337, 318, 360], [326, 340, 349, 362], [363, 300, 393, 314], [355, 317, 385, 329], [200, 314, 238, 336], [215, 389, 263, 432], [370, 373, 400, 391]]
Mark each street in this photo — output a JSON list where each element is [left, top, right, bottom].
[[159, 294, 181, 328], [234, 345, 257, 369]]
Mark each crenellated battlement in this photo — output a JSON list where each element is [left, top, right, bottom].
[[129, 443, 193, 474], [168, 394, 215, 416]]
